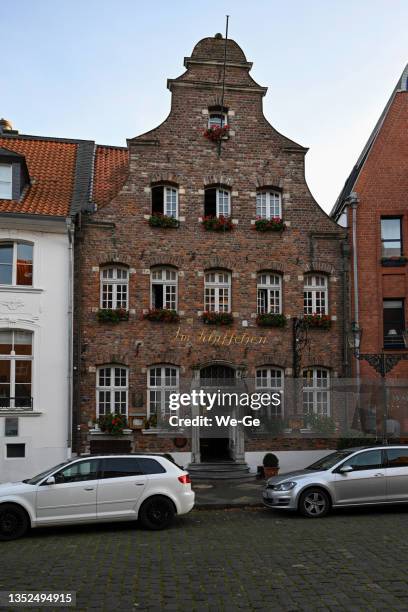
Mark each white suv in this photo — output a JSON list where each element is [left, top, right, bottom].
[[0, 454, 195, 540]]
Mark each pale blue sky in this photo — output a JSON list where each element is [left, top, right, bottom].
[[2, 0, 408, 211]]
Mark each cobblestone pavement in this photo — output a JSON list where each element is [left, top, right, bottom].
[[2, 506, 408, 611]]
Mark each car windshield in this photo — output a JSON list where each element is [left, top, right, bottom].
[[306, 450, 354, 471], [24, 461, 71, 485]]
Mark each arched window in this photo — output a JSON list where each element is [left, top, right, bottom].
[[302, 367, 330, 416], [0, 330, 33, 410], [256, 190, 281, 220], [204, 270, 231, 313], [151, 267, 178, 310], [148, 365, 179, 417], [257, 273, 282, 314], [0, 241, 33, 286], [256, 367, 284, 417], [96, 365, 128, 416], [151, 184, 178, 219], [204, 187, 231, 218], [303, 274, 328, 315], [100, 266, 129, 310]]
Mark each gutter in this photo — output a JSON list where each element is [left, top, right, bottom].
[[349, 192, 360, 383]]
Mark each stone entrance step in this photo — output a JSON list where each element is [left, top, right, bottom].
[[188, 461, 251, 480]]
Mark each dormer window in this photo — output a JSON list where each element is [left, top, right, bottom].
[[151, 185, 178, 219], [0, 164, 12, 200]]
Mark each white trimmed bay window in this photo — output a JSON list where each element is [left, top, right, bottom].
[[256, 190, 282, 219], [257, 273, 282, 314], [100, 266, 129, 310], [96, 365, 128, 416], [151, 267, 178, 310], [148, 365, 179, 417], [151, 185, 178, 218], [0, 330, 33, 410], [303, 274, 328, 315], [302, 368, 330, 416], [256, 367, 284, 417], [204, 270, 231, 312]]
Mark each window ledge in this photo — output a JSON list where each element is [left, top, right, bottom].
[[142, 428, 169, 435], [0, 286, 43, 294], [0, 411, 42, 417]]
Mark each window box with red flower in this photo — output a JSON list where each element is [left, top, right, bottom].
[[303, 314, 331, 329], [254, 217, 285, 232], [148, 213, 179, 228], [98, 413, 128, 436], [97, 308, 129, 323], [201, 311, 234, 325], [256, 313, 287, 328], [201, 215, 233, 231], [143, 308, 180, 323], [203, 124, 229, 142]]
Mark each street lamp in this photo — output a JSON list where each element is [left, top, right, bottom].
[[348, 322, 408, 444]]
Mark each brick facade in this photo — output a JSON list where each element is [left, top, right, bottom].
[[75, 35, 347, 458]]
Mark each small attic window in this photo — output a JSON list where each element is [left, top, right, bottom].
[[0, 164, 12, 199], [208, 106, 228, 129]]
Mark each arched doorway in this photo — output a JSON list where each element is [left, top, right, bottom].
[[199, 364, 236, 462]]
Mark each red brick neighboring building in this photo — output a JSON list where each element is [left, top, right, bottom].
[[332, 64, 408, 434], [76, 35, 348, 472]]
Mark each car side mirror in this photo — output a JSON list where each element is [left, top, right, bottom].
[[45, 476, 56, 485], [339, 465, 353, 474]]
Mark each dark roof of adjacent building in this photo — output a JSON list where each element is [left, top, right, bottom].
[[0, 133, 94, 218], [331, 63, 408, 220]]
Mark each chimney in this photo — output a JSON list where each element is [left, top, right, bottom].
[[0, 119, 18, 135]]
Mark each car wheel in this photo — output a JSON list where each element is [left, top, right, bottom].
[[299, 488, 330, 518], [0, 504, 29, 541], [139, 496, 175, 530]]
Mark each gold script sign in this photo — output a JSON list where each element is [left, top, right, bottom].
[[173, 326, 267, 347]]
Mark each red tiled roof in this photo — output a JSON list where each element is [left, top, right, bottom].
[[0, 136, 79, 217], [93, 145, 128, 209]]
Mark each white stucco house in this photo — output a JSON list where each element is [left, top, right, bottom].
[[0, 119, 94, 481]]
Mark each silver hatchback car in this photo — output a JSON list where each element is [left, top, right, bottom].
[[263, 445, 408, 518]]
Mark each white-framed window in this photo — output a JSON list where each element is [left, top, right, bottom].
[[204, 187, 231, 218], [96, 365, 128, 416], [303, 274, 328, 315], [151, 185, 178, 219], [151, 267, 178, 310], [255, 367, 284, 417], [204, 270, 231, 312], [148, 365, 179, 417], [302, 368, 330, 416], [100, 266, 129, 310], [256, 191, 282, 219], [0, 164, 12, 199], [0, 330, 33, 410], [257, 273, 282, 314], [0, 242, 33, 286], [208, 112, 227, 128]]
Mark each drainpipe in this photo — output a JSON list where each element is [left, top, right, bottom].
[[348, 192, 361, 424], [66, 218, 74, 458]]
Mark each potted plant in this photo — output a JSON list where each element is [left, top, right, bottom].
[[201, 215, 233, 231], [201, 311, 234, 325], [203, 124, 229, 142], [303, 313, 331, 329], [98, 413, 128, 436], [97, 308, 129, 323], [303, 413, 336, 435], [254, 217, 285, 232], [263, 453, 280, 478], [256, 313, 286, 328], [143, 308, 180, 323], [148, 213, 179, 228]]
